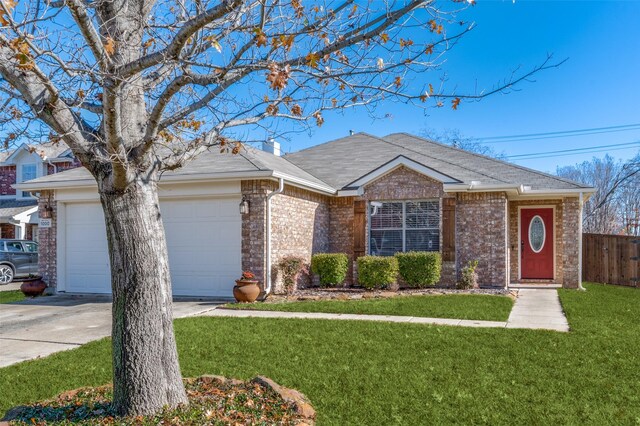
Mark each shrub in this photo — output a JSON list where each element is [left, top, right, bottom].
[[311, 253, 348, 287], [395, 251, 442, 288], [277, 256, 308, 294], [457, 260, 479, 289], [357, 256, 399, 290]]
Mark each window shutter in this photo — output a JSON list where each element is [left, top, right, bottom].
[[442, 198, 455, 261], [353, 200, 366, 259]]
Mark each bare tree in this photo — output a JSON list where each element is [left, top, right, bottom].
[[421, 127, 506, 158], [0, 0, 558, 416], [557, 153, 640, 235]]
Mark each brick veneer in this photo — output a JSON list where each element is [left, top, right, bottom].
[[562, 197, 581, 288], [455, 192, 508, 287], [37, 191, 57, 288], [270, 184, 330, 293], [0, 166, 17, 196], [241, 180, 269, 289], [0, 223, 15, 239]]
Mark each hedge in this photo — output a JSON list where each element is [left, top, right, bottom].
[[395, 251, 442, 288], [311, 253, 348, 287], [357, 256, 399, 290]]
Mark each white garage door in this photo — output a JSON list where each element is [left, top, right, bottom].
[[64, 198, 241, 297]]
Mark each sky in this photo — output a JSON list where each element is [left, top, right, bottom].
[[276, 0, 640, 173]]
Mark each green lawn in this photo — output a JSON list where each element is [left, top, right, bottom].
[[1, 283, 639, 425], [0, 290, 25, 304], [226, 294, 514, 321]]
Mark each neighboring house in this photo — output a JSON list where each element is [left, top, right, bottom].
[[0, 142, 80, 241], [15, 133, 596, 297]]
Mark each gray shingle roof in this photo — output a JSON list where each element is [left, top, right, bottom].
[[0, 199, 37, 220], [17, 132, 592, 194], [17, 145, 332, 191], [284, 132, 591, 191]]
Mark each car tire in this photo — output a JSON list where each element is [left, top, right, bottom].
[[0, 265, 14, 285]]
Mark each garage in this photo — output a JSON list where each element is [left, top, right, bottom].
[[62, 197, 241, 297]]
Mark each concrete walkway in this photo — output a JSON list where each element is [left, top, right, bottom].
[[204, 289, 570, 332], [0, 295, 223, 367], [506, 289, 569, 332]]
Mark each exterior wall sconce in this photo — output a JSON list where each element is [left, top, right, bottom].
[[40, 204, 54, 219], [239, 197, 250, 215]]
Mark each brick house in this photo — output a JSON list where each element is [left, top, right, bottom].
[[15, 133, 595, 297], [0, 142, 80, 241]]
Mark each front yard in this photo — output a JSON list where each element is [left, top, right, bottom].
[[0, 290, 25, 304], [1, 283, 639, 424], [225, 293, 514, 321]]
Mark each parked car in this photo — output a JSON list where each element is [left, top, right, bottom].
[[0, 240, 39, 284]]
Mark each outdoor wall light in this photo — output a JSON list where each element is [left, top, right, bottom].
[[239, 197, 250, 215], [40, 204, 53, 219]]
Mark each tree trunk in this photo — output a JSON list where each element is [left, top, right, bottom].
[[98, 174, 188, 416]]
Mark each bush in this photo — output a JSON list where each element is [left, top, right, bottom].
[[311, 253, 348, 287], [277, 256, 308, 294], [357, 256, 399, 290], [395, 252, 442, 288], [457, 260, 479, 289]]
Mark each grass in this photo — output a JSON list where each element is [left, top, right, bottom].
[[226, 294, 514, 321], [0, 290, 25, 304], [1, 283, 639, 424]]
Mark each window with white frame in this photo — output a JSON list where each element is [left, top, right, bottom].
[[20, 163, 37, 198], [369, 200, 440, 256]]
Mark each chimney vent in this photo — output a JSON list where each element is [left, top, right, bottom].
[[262, 139, 281, 156]]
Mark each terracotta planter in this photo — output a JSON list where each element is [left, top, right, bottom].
[[20, 280, 47, 297], [233, 279, 261, 303]]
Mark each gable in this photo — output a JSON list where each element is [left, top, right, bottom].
[[343, 155, 461, 191], [361, 165, 446, 200]]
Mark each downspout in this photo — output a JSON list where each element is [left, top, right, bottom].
[[578, 192, 585, 290], [46, 160, 58, 174], [264, 177, 284, 296]]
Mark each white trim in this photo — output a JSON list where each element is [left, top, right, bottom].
[[15, 170, 337, 196], [346, 156, 460, 189], [56, 202, 66, 292], [517, 205, 556, 281], [444, 183, 597, 200], [578, 192, 585, 290]]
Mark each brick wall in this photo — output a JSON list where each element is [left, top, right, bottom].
[[47, 160, 81, 174], [270, 184, 330, 293], [455, 192, 508, 287], [360, 166, 446, 200], [508, 200, 564, 284], [37, 191, 57, 289], [241, 180, 269, 289], [328, 197, 355, 284], [0, 223, 15, 239], [0, 166, 16, 196], [562, 197, 581, 288]]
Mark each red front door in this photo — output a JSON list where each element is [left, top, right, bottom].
[[521, 208, 554, 279]]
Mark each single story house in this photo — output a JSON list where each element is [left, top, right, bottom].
[[15, 133, 596, 297]]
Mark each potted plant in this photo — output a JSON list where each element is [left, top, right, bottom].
[[20, 275, 47, 297], [233, 271, 261, 303]]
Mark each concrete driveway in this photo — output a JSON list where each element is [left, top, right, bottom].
[[0, 295, 223, 367]]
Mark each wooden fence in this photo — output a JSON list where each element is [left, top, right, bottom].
[[582, 233, 639, 287]]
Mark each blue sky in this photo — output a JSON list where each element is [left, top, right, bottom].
[[277, 0, 640, 173]]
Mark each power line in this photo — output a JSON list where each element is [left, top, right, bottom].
[[508, 145, 640, 162], [505, 141, 640, 159], [477, 123, 640, 144]]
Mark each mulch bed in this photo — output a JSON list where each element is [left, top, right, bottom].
[[2, 376, 315, 425], [264, 287, 516, 303]]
